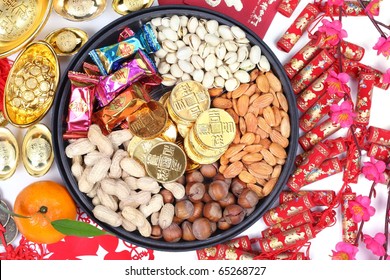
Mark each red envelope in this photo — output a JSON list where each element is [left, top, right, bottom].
[[183, 0, 282, 39], [158, 0, 185, 4]]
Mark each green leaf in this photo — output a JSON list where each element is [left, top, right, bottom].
[[51, 219, 109, 237], [0, 203, 30, 219]]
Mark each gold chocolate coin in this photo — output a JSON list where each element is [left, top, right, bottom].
[[175, 136, 200, 172], [22, 124, 54, 177], [128, 100, 168, 140], [0, 127, 19, 180], [112, 0, 154, 15], [169, 81, 210, 123], [189, 127, 226, 158], [177, 123, 191, 138], [183, 132, 220, 165], [166, 100, 193, 127], [158, 119, 177, 143], [145, 142, 187, 183], [133, 138, 163, 165], [45, 28, 88, 56], [53, 0, 107, 22], [127, 136, 143, 157], [194, 108, 236, 149], [159, 91, 171, 106]]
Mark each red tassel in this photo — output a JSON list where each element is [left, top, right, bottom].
[[0, 58, 12, 120]]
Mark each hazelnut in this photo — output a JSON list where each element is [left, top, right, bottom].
[[200, 164, 218, 178], [186, 182, 206, 202], [214, 172, 232, 185], [160, 189, 174, 204], [202, 190, 213, 203], [151, 225, 162, 239], [245, 206, 256, 216], [218, 192, 236, 208], [231, 178, 246, 197], [203, 202, 222, 222], [210, 221, 217, 233], [162, 223, 182, 242], [176, 175, 186, 185], [238, 189, 260, 208], [186, 170, 204, 183], [217, 218, 231, 230], [223, 204, 245, 225], [187, 201, 204, 222], [173, 215, 184, 225], [181, 221, 196, 241], [192, 218, 213, 240], [175, 200, 194, 220], [208, 180, 229, 201]]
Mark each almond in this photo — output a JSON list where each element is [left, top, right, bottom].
[[212, 97, 233, 109], [273, 107, 282, 127], [219, 165, 227, 174], [249, 161, 273, 176], [262, 178, 278, 196], [277, 92, 289, 112], [232, 83, 250, 99], [255, 74, 270, 93], [224, 143, 246, 159], [249, 92, 260, 104], [233, 127, 241, 144], [270, 129, 289, 148], [239, 117, 247, 135], [245, 113, 258, 133], [241, 153, 263, 164], [229, 151, 248, 162], [263, 106, 276, 127], [209, 87, 223, 97], [240, 132, 256, 145], [238, 171, 257, 184], [219, 154, 229, 165], [226, 108, 239, 124], [244, 84, 257, 97], [256, 127, 269, 140], [269, 142, 287, 159], [247, 104, 260, 117], [243, 144, 263, 153], [223, 161, 244, 179], [259, 138, 271, 149], [237, 94, 249, 116], [252, 93, 274, 109], [250, 69, 260, 82], [257, 116, 272, 134], [271, 165, 282, 178], [261, 149, 277, 166], [247, 183, 265, 198], [266, 72, 282, 92], [280, 116, 291, 138]]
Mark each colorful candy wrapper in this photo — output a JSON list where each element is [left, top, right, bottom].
[[261, 210, 314, 238], [83, 62, 101, 76], [284, 32, 324, 80], [256, 223, 316, 254], [367, 143, 390, 162], [263, 193, 316, 226], [89, 23, 160, 75], [95, 50, 157, 108], [64, 72, 99, 139], [299, 118, 341, 151], [367, 126, 390, 146], [277, 3, 321, 53], [299, 88, 342, 132], [320, 1, 371, 16], [279, 191, 336, 206], [277, 0, 301, 17], [342, 186, 358, 244], [118, 27, 135, 42], [343, 142, 361, 184], [291, 49, 335, 95], [296, 67, 333, 112], [355, 72, 375, 126]]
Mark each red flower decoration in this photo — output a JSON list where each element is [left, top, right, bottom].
[[318, 19, 348, 46], [326, 70, 350, 98], [331, 242, 358, 260], [330, 100, 356, 128], [348, 195, 376, 223], [327, 0, 344, 6], [362, 157, 386, 183], [363, 233, 386, 257], [373, 36, 390, 58], [365, 0, 381, 17]]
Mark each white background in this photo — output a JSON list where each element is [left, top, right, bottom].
[[2, 0, 390, 261]]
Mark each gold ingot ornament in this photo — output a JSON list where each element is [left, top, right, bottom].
[[53, 0, 107, 21], [45, 28, 89, 56], [4, 41, 60, 128], [0, 0, 53, 58], [0, 127, 19, 180], [22, 123, 54, 177], [112, 0, 154, 15]]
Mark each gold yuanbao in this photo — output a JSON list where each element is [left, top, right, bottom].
[[193, 108, 236, 149], [0, 0, 53, 58], [183, 132, 220, 165], [4, 41, 59, 128], [0, 127, 19, 180], [169, 80, 210, 123], [145, 142, 187, 183], [133, 138, 163, 166], [112, 0, 154, 15], [128, 100, 168, 140], [53, 0, 107, 21], [45, 27, 88, 56], [22, 123, 54, 177]]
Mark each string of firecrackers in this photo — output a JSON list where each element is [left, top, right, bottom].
[[196, 0, 390, 260], [0, 208, 154, 260]]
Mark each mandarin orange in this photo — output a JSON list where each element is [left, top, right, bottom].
[[14, 180, 77, 244]]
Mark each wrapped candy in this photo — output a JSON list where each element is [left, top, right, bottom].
[[299, 88, 342, 132], [367, 126, 390, 146], [277, 3, 321, 53], [278, 0, 301, 17], [89, 23, 160, 75], [290, 49, 335, 95], [118, 27, 135, 42], [83, 62, 101, 76], [299, 118, 341, 151], [367, 143, 390, 162], [261, 210, 315, 238], [279, 191, 336, 207], [320, 1, 373, 16], [342, 187, 358, 244], [355, 72, 375, 126], [263, 193, 316, 226], [283, 32, 324, 79]]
